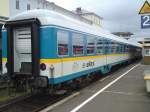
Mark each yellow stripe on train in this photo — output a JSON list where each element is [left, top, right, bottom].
[[41, 54, 129, 63], [2, 54, 129, 63]]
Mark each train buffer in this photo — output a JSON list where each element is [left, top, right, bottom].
[[42, 63, 150, 112]]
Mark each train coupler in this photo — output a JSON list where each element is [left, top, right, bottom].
[[30, 76, 49, 89]]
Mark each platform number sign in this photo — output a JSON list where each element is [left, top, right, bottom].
[[141, 15, 150, 28], [139, 1, 150, 29]]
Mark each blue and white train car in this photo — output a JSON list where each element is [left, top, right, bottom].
[[2, 9, 142, 88]]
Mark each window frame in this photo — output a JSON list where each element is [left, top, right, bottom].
[[86, 36, 95, 55], [103, 39, 111, 54], [111, 40, 117, 54], [72, 33, 84, 56], [96, 37, 104, 55], [57, 30, 69, 57]]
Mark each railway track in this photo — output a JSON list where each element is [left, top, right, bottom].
[[0, 92, 71, 112]]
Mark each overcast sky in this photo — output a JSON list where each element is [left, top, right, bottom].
[[47, 0, 150, 38]]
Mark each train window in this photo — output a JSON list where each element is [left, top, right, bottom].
[[72, 33, 84, 55], [121, 44, 125, 53], [120, 44, 123, 53], [116, 43, 120, 53], [125, 45, 129, 53], [57, 30, 69, 56], [111, 41, 116, 54], [123, 44, 125, 53], [97, 38, 103, 54], [103, 39, 108, 54], [87, 36, 95, 54], [104, 39, 111, 54], [123, 44, 126, 53], [125, 45, 127, 53]]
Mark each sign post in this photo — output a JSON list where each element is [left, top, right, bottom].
[[139, 1, 150, 29]]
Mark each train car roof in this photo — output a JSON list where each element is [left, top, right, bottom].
[[7, 9, 141, 47]]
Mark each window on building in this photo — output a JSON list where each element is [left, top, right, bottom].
[[96, 38, 103, 54], [16, 0, 20, 10], [72, 33, 84, 55], [145, 49, 150, 55], [27, 4, 30, 10], [87, 36, 95, 54], [57, 31, 69, 56]]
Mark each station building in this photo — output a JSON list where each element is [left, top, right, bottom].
[[138, 38, 150, 65], [73, 7, 103, 27], [112, 32, 134, 40]]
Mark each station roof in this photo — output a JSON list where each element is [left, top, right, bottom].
[[112, 32, 134, 37]]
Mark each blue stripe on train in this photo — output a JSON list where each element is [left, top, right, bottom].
[[2, 31, 7, 57]]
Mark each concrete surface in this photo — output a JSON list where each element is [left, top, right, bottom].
[[47, 63, 150, 112]]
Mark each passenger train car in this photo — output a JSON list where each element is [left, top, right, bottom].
[[2, 10, 142, 88]]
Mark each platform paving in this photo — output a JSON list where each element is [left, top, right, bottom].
[[48, 63, 150, 112]]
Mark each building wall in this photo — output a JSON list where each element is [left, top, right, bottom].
[[82, 14, 102, 27], [0, 0, 9, 17], [8, 0, 91, 25], [10, 0, 34, 17], [9, 0, 47, 17]]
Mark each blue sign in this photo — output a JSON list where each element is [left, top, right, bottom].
[[141, 15, 150, 29]]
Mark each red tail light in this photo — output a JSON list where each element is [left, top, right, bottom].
[[40, 63, 46, 71]]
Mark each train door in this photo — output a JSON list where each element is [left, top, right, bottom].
[[6, 19, 40, 79], [13, 27, 32, 74]]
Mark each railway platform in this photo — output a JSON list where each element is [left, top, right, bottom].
[[43, 63, 150, 112]]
